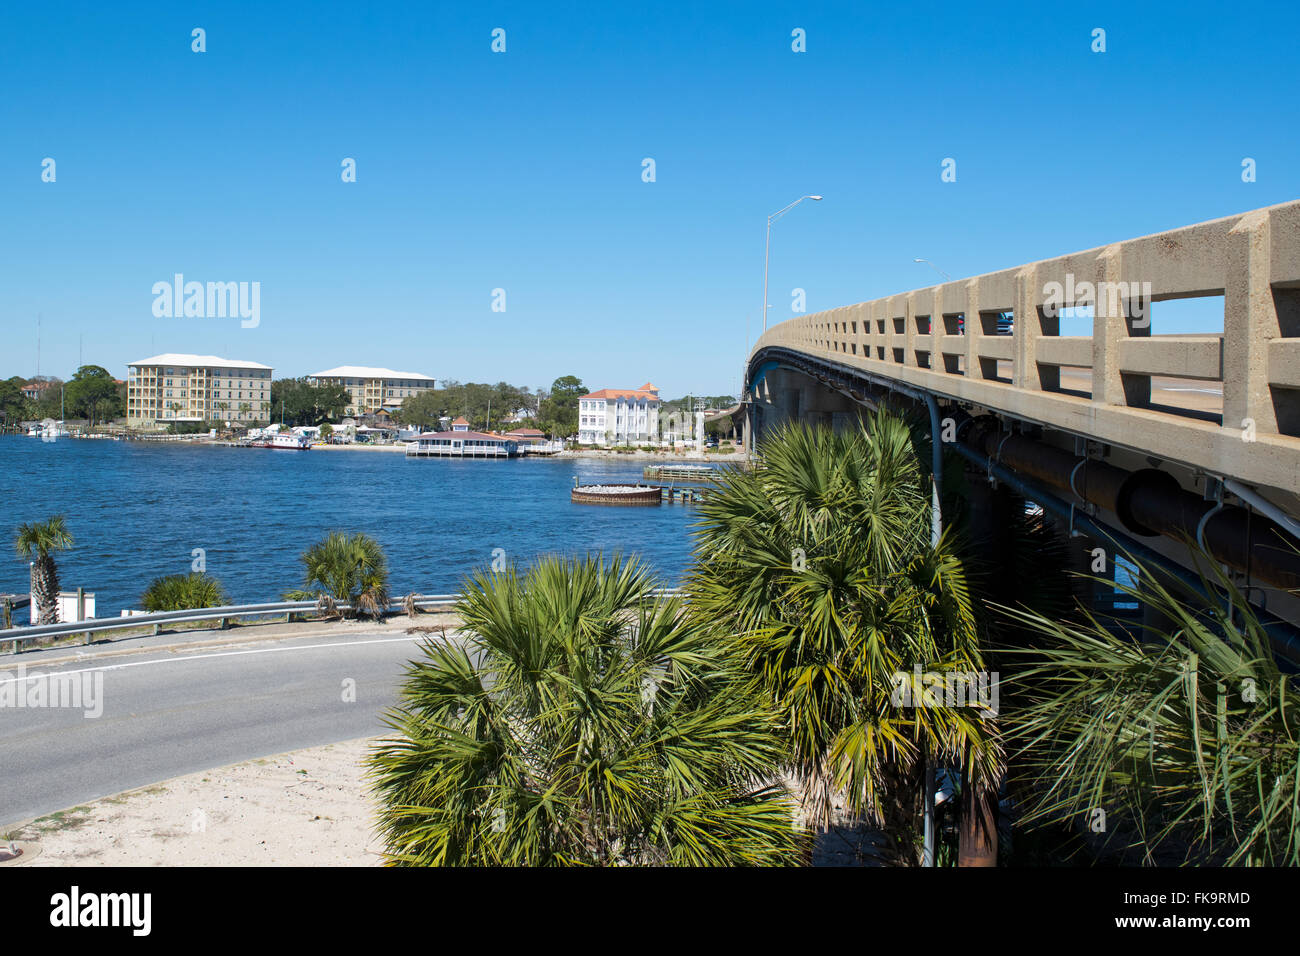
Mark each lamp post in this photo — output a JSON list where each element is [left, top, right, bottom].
[[913, 257, 951, 281], [762, 195, 823, 333]]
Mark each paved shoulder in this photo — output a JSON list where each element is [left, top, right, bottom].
[[0, 631, 434, 828]]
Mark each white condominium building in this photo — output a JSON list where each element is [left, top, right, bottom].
[[127, 354, 273, 428], [577, 383, 662, 445], [307, 366, 436, 416]]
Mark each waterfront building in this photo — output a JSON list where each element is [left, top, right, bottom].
[[127, 354, 272, 428], [505, 427, 547, 445], [307, 366, 436, 417], [577, 383, 662, 445], [21, 380, 53, 402], [407, 426, 519, 458]]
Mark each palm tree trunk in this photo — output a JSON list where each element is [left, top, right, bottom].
[[958, 768, 999, 866], [31, 556, 61, 625]]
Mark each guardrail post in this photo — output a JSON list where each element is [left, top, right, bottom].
[[1092, 244, 1148, 407], [78, 587, 89, 644], [1225, 208, 1279, 437], [929, 286, 944, 374], [1014, 264, 1053, 391], [904, 293, 919, 368]]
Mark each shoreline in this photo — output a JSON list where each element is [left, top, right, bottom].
[[6, 432, 749, 464]]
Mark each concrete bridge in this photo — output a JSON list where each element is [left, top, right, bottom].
[[745, 201, 1300, 641]]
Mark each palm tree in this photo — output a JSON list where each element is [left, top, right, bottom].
[[286, 531, 389, 620], [141, 572, 228, 611], [14, 516, 75, 625], [369, 554, 798, 866], [687, 412, 995, 864], [999, 551, 1300, 866]]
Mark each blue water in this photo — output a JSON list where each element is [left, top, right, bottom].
[[0, 437, 699, 616]]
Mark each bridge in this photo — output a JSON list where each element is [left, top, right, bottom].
[[745, 201, 1300, 643]]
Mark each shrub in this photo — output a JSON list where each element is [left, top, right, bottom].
[[141, 572, 229, 611]]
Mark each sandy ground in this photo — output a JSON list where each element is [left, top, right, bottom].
[[5, 730, 878, 867], [11, 737, 384, 866]]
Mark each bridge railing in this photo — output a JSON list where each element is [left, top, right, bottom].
[[752, 200, 1300, 491]]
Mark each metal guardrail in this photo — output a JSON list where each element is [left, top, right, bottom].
[[0, 588, 685, 654], [0, 595, 460, 654]]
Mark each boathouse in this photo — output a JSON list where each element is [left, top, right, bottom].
[[406, 425, 519, 458]]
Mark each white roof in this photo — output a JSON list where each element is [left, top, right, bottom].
[[309, 366, 435, 381], [129, 353, 272, 371]]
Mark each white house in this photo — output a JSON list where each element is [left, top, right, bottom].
[[577, 383, 662, 446]]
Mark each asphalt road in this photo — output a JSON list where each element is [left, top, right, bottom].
[[0, 631, 430, 828]]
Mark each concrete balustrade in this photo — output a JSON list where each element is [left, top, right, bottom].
[[751, 201, 1300, 492]]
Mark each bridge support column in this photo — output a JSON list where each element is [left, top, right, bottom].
[[959, 468, 1014, 867], [1048, 515, 1113, 613]]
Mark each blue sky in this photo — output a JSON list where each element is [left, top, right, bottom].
[[2, 1, 1296, 399]]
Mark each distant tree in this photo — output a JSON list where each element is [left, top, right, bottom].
[[0, 379, 27, 426], [32, 379, 65, 419], [539, 375, 585, 438], [397, 389, 442, 429], [396, 380, 536, 432], [65, 365, 122, 425], [270, 378, 351, 426]]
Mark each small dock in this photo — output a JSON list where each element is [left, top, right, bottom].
[[643, 463, 725, 483], [659, 485, 707, 503], [1, 594, 31, 629]]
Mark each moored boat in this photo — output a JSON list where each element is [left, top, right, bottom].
[[269, 433, 312, 450]]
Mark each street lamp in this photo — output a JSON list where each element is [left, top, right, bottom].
[[762, 195, 823, 333], [913, 257, 951, 281]]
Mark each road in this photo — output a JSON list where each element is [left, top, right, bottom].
[[0, 630, 430, 828]]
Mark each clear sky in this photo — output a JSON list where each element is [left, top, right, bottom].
[[2, 0, 1297, 398]]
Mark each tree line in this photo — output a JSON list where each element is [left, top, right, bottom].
[[0, 367, 126, 427]]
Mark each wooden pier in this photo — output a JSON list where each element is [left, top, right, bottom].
[[642, 463, 724, 483], [659, 485, 708, 503], [1, 594, 31, 629]]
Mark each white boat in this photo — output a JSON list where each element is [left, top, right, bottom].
[[29, 421, 71, 440], [269, 433, 312, 450]]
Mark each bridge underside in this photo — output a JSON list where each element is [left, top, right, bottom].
[[745, 347, 1300, 642]]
